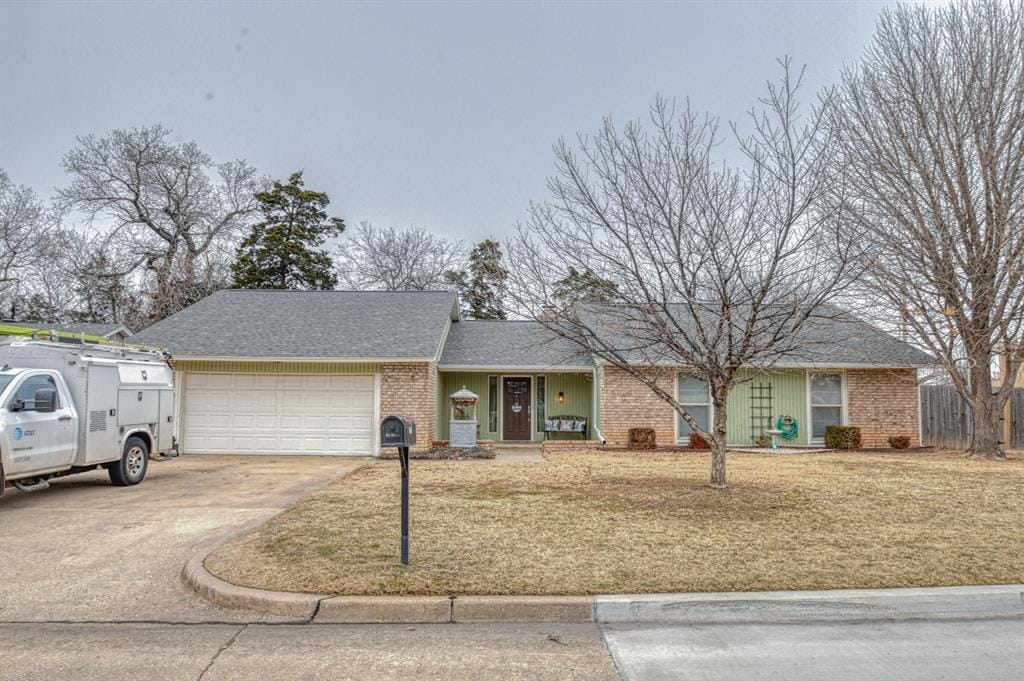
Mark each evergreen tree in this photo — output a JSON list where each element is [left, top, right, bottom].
[[231, 172, 345, 290], [552, 267, 619, 304], [452, 239, 507, 319]]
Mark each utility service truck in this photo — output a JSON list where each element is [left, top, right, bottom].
[[0, 338, 177, 495]]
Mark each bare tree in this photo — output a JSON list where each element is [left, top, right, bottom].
[[58, 125, 265, 322], [335, 222, 463, 291], [833, 0, 1024, 459], [507, 62, 859, 488], [0, 169, 50, 316]]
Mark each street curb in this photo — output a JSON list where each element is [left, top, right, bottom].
[[183, 552, 1024, 625], [317, 596, 453, 623], [182, 553, 327, 620], [453, 596, 593, 623], [593, 585, 1024, 624]]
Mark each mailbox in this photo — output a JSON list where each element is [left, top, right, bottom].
[[381, 415, 417, 448]]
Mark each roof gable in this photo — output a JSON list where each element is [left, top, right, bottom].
[[439, 320, 594, 369]]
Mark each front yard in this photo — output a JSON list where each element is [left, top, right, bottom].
[[205, 450, 1024, 596]]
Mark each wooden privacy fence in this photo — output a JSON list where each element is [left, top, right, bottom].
[[1013, 389, 1024, 449], [920, 385, 1024, 449]]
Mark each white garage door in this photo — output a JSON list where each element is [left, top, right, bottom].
[[183, 373, 375, 455]]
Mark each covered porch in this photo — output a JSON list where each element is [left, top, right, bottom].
[[436, 370, 596, 443]]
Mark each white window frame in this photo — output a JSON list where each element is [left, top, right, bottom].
[[675, 372, 713, 444], [806, 370, 847, 444], [487, 375, 499, 434]]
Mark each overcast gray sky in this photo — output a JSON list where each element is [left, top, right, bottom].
[[1, 1, 898, 243]]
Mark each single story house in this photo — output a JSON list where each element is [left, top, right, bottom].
[[132, 289, 931, 456]]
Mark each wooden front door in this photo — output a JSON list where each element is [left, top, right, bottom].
[[502, 377, 532, 441]]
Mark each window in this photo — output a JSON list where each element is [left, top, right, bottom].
[[536, 376, 545, 432], [11, 374, 60, 411], [677, 374, 710, 439], [810, 372, 843, 440], [488, 376, 498, 432]]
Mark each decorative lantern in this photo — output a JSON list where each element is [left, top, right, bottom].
[[449, 386, 480, 448]]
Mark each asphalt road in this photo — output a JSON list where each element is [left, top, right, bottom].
[[2, 455, 1020, 680], [2, 617, 1020, 680], [604, 617, 1024, 681]]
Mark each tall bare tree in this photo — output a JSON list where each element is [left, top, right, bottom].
[[58, 125, 265, 322], [507, 62, 859, 488], [335, 222, 463, 291], [833, 0, 1024, 459], [0, 169, 50, 316]]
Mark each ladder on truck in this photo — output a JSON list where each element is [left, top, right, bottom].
[[0, 323, 107, 345]]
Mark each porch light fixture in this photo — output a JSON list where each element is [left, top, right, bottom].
[[558, 391, 565, 403]]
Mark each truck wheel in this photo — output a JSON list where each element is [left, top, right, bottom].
[[109, 436, 149, 486]]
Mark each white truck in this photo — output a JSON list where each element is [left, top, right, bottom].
[[0, 338, 177, 495]]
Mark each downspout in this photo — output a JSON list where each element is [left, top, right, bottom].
[[592, 365, 606, 444]]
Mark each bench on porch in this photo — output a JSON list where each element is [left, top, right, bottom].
[[543, 415, 588, 440]]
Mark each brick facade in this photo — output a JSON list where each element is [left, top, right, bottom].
[[598, 365, 921, 449], [599, 366, 677, 446], [379, 362, 437, 453], [845, 368, 920, 447]]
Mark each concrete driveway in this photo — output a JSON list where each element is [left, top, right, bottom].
[[0, 454, 366, 622]]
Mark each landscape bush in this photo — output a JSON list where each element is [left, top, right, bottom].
[[627, 427, 656, 450], [824, 425, 862, 450], [887, 435, 911, 449], [688, 432, 711, 449]]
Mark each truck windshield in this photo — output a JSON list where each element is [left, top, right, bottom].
[[0, 375, 12, 396]]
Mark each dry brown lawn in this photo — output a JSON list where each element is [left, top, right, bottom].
[[206, 449, 1024, 596]]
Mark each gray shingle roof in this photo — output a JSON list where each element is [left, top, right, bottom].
[[782, 314, 934, 367], [439, 321, 595, 369], [133, 290, 458, 359], [573, 303, 933, 367]]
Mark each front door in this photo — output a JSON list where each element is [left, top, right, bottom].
[[502, 377, 532, 441]]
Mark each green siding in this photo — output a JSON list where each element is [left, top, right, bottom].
[[723, 369, 808, 445], [542, 373, 595, 441], [436, 372, 494, 440], [175, 360, 379, 374], [437, 371, 594, 442]]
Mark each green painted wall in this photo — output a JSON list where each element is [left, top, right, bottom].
[[436, 372, 494, 440], [723, 369, 808, 445], [437, 371, 594, 442], [175, 360, 379, 374], [541, 372, 595, 441]]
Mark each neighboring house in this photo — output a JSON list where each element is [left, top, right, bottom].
[[133, 289, 931, 457], [0, 320, 134, 342]]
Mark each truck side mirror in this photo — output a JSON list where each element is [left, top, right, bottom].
[[8, 398, 24, 412], [33, 388, 57, 413]]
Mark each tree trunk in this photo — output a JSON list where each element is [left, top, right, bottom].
[[967, 361, 1006, 460], [709, 394, 728, 488]]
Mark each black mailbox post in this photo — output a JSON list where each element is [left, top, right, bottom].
[[380, 415, 416, 564]]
